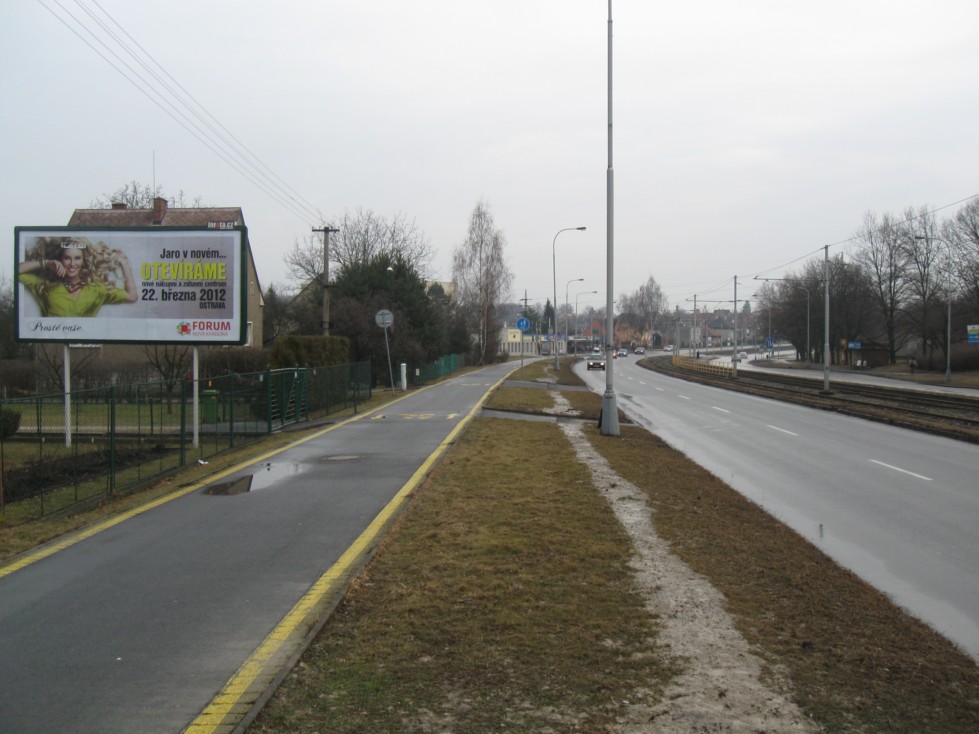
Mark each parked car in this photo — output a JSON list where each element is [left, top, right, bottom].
[[586, 354, 606, 370]]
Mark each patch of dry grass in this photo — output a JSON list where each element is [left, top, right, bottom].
[[483, 386, 556, 414], [251, 418, 676, 733]]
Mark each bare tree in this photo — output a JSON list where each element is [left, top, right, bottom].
[[452, 201, 513, 364], [89, 181, 205, 209], [899, 206, 942, 362], [852, 211, 909, 363], [943, 198, 979, 313], [284, 208, 434, 286], [618, 275, 667, 344], [140, 345, 191, 411]]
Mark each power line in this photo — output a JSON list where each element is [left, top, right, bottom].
[[36, 0, 323, 225], [84, 0, 324, 222]]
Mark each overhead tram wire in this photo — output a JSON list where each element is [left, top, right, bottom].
[[37, 0, 321, 226], [752, 192, 979, 280]]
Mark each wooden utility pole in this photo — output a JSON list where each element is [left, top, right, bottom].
[[312, 226, 339, 336]]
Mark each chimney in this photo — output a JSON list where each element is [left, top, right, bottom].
[[111, 201, 128, 210], [152, 197, 168, 225]]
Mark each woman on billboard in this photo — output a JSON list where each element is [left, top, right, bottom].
[[18, 237, 138, 317]]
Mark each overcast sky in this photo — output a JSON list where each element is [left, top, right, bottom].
[[3, 1, 977, 316]]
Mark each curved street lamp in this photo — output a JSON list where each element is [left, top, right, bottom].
[[552, 226, 586, 369]]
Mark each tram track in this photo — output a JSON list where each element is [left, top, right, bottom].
[[642, 357, 979, 444]]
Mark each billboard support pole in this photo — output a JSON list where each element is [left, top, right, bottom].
[[192, 346, 200, 448], [63, 345, 72, 448]]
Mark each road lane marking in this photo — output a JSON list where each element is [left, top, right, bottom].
[[655, 387, 664, 391], [712, 406, 730, 413], [869, 459, 933, 481], [678, 395, 691, 400], [766, 425, 798, 436]]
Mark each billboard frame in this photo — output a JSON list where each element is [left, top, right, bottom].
[[14, 225, 249, 346]]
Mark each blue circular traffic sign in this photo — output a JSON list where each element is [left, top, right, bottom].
[[516, 317, 530, 332]]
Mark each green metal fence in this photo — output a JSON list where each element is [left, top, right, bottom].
[[0, 362, 371, 525], [411, 353, 468, 386]]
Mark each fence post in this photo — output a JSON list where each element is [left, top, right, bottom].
[[266, 369, 273, 435], [229, 375, 236, 449], [179, 379, 187, 467], [109, 386, 117, 495]]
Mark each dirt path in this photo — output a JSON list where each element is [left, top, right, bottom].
[[550, 393, 820, 732]]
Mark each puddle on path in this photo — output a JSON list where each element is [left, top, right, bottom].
[[204, 462, 303, 495]]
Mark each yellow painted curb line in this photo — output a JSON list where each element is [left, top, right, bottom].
[[183, 367, 514, 734]]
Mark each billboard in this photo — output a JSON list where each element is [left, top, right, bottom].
[[15, 227, 246, 345]]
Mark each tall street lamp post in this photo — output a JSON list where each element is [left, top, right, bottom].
[[565, 277, 583, 354], [601, 0, 619, 435], [552, 226, 586, 369]]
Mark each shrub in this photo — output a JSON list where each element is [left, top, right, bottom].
[[268, 335, 349, 368], [0, 408, 20, 438]]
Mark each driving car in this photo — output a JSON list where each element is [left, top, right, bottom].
[[634, 347, 646, 355], [586, 354, 606, 370], [617, 348, 629, 358]]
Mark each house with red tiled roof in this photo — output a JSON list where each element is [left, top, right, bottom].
[[67, 197, 264, 345]]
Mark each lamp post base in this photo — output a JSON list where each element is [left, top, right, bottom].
[[600, 391, 620, 436]]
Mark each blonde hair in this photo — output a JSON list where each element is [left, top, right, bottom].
[[29, 237, 125, 296]]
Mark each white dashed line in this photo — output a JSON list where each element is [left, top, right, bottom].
[[869, 459, 932, 481]]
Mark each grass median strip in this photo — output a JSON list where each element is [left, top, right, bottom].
[[253, 378, 979, 733], [251, 417, 676, 732]]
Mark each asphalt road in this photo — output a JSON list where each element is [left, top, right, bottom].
[[580, 356, 979, 662], [0, 360, 518, 734]]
